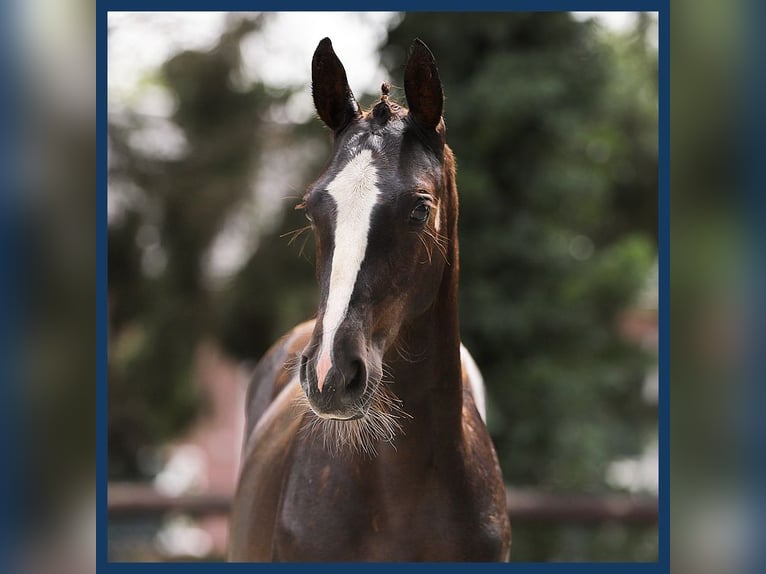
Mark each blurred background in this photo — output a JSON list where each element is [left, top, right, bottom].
[[6, 0, 765, 573], [107, 11, 659, 562]]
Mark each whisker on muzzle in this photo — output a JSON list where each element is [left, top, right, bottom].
[[293, 366, 411, 458]]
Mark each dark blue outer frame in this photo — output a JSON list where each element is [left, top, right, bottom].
[[746, 1, 766, 573], [0, 0, 21, 572], [97, 1, 669, 571]]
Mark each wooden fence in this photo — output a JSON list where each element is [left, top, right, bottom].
[[108, 482, 657, 524]]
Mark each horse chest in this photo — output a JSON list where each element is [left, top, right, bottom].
[[273, 452, 502, 561]]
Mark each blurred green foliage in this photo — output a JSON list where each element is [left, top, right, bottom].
[[670, 1, 747, 573], [108, 12, 657, 560], [108, 15, 300, 477]]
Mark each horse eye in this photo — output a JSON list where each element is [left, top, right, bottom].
[[410, 203, 430, 223]]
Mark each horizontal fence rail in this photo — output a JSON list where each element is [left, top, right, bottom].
[[108, 482, 657, 524], [505, 489, 657, 523]]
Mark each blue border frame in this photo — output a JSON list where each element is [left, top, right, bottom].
[[103, 1, 661, 11], [97, 1, 109, 569], [98, 1, 669, 571], [750, 1, 766, 571], [656, 4, 669, 570], [0, 0, 20, 569]]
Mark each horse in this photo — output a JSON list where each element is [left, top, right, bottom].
[[228, 37, 511, 562]]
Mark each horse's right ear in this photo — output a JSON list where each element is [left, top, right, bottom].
[[312, 38, 361, 133]]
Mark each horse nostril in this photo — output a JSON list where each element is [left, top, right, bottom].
[[345, 360, 366, 398], [299, 354, 309, 382]]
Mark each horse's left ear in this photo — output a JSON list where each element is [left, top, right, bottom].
[[404, 39, 444, 131], [312, 37, 362, 133]]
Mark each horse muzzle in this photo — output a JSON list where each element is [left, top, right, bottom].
[[299, 341, 377, 420]]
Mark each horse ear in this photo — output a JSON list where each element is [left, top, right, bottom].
[[312, 38, 361, 133], [404, 39, 444, 131]]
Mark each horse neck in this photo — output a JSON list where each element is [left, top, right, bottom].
[[386, 145, 463, 439]]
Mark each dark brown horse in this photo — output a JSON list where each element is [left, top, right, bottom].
[[228, 38, 511, 562]]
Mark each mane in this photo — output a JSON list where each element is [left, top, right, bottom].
[[443, 144, 457, 199], [442, 143, 458, 246]]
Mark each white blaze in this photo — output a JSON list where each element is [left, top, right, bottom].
[[316, 150, 379, 392]]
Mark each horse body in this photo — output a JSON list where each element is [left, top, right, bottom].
[[229, 321, 508, 561], [229, 38, 511, 562]]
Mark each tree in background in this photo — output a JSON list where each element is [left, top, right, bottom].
[[382, 12, 657, 560], [108, 14, 301, 478]]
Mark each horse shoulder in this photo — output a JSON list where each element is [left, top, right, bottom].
[[230, 321, 314, 561], [229, 378, 306, 561], [243, 320, 315, 438], [456, 352, 512, 561]]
